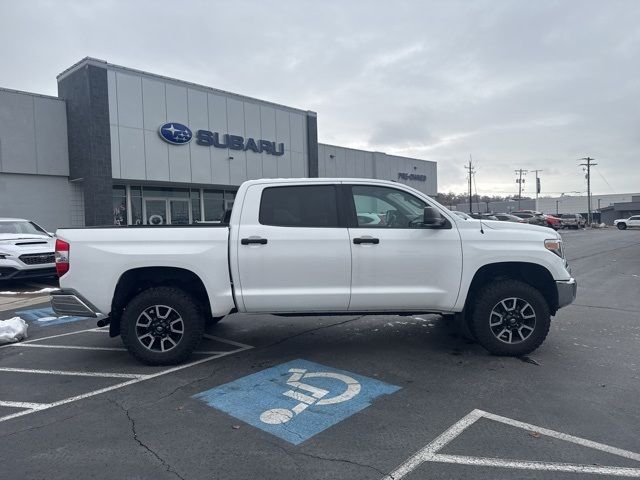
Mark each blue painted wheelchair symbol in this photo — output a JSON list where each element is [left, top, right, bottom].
[[260, 367, 361, 424], [193, 359, 400, 444]]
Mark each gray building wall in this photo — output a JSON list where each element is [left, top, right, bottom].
[[0, 88, 69, 176], [0, 173, 75, 231], [0, 88, 75, 231], [317, 143, 437, 196], [103, 62, 310, 186]]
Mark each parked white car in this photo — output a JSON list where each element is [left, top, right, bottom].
[[51, 178, 576, 365], [0, 218, 56, 282], [614, 216, 640, 230]]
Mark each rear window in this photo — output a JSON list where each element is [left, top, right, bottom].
[[561, 214, 574, 219], [259, 185, 339, 228]]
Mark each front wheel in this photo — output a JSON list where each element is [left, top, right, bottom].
[[617, 223, 627, 230], [120, 287, 205, 365], [470, 280, 550, 356]]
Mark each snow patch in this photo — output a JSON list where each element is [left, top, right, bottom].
[[0, 317, 28, 344], [0, 287, 59, 295]]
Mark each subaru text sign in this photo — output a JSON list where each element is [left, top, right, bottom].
[[158, 123, 193, 145], [159, 122, 284, 156]]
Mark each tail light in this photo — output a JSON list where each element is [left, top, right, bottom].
[[55, 239, 70, 277]]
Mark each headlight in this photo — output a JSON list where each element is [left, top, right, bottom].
[[0, 252, 9, 259], [544, 239, 564, 258]]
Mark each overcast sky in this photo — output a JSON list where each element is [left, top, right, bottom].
[[1, 0, 638, 196]]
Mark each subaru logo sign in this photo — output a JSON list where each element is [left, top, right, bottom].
[[158, 123, 192, 145]]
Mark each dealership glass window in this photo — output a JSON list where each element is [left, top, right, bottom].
[[191, 190, 202, 222], [203, 190, 224, 222], [130, 187, 143, 225], [113, 186, 127, 226], [259, 185, 339, 227], [350, 185, 426, 228], [143, 187, 190, 198]]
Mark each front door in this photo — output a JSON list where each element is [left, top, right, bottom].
[[234, 183, 351, 312], [144, 199, 191, 225], [346, 184, 463, 312], [169, 199, 191, 224], [144, 199, 168, 225]]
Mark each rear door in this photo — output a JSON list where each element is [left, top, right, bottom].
[[345, 183, 463, 312], [235, 183, 351, 312]]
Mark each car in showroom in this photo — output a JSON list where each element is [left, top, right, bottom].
[[560, 213, 587, 229], [614, 215, 640, 230], [0, 218, 56, 281]]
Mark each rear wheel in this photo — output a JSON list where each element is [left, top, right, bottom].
[[120, 287, 205, 365], [470, 280, 550, 356], [617, 223, 627, 230]]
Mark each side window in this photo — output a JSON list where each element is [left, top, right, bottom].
[[350, 185, 428, 228], [259, 185, 339, 228]]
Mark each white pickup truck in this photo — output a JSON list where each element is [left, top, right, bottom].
[[51, 178, 576, 365]]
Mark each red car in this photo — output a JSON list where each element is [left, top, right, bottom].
[[543, 214, 561, 230]]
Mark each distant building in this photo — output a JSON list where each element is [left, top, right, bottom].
[[600, 195, 640, 224]]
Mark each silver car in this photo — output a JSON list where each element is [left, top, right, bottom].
[[0, 218, 56, 282]]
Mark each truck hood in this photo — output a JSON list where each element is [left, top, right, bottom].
[[464, 219, 560, 238]]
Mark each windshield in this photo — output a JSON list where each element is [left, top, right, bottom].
[[0, 221, 49, 236], [561, 214, 574, 219]]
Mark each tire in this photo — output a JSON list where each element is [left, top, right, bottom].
[[617, 223, 627, 230], [470, 279, 550, 356], [120, 287, 205, 365]]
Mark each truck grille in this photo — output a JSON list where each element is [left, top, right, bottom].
[[19, 253, 55, 265]]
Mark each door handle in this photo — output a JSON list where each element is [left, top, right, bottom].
[[353, 237, 379, 245], [241, 237, 268, 245]]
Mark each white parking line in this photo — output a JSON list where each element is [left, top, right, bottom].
[[0, 367, 144, 379], [0, 401, 48, 410], [0, 327, 254, 423], [383, 409, 640, 479], [9, 344, 127, 352]]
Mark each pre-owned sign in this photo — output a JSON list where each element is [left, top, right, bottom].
[[398, 172, 427, 182]]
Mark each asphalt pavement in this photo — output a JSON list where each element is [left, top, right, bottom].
[[0, 228, 639, 479]]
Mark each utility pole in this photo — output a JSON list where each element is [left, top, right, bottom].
[[579, 157, 597, 225], [465, 156, 475, 214], [515, 169, 528, 210]]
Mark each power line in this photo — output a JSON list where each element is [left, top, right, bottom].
[[579, 157, 598, 225]]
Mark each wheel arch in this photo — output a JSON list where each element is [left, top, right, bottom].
[[109, 267, 211, 337], [464, 262, 559, 316]]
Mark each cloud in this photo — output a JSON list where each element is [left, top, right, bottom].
[[1, 0, 638, 195]]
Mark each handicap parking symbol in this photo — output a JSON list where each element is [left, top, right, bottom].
[[193, 359, 400, 445]]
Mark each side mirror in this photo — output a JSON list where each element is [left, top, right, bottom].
[[423, 206, 446, 227]]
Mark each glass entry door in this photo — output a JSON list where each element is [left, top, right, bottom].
[[169, 199, 191, 224], [144, 199, 168, 225], [143, 198, 192, 225]]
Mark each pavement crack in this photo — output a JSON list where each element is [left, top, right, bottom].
[[111, 399, 186, 480], [264, 315, 367, 348], [571, 303, 640, 314], [270, 441, 387, 476]]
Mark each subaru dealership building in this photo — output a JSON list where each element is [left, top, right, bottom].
[[0, 58, 437, 230]]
